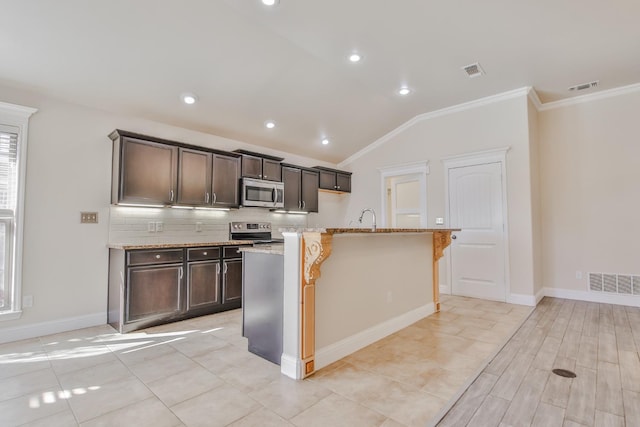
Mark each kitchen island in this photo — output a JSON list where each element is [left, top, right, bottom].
[[279, 228, 457, 380]]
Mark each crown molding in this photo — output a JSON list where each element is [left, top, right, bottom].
[[527, 88, 543, 110], [0, 101, 38, 117], [338, 87, 531, 168], [538, 82, 640, 111]]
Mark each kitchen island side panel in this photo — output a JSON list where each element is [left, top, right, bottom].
[[314, 233, 432, 349]]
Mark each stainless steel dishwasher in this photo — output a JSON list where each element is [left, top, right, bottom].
[[241, 250, 284, 365]]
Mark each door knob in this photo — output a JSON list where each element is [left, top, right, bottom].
[[451, 235, 457, 239]]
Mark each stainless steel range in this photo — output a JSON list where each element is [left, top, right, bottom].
[[229, 222, 283, 244]]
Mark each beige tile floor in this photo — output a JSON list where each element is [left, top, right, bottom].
[[0, 295, 531, 427], [437, 297, 640, 426]]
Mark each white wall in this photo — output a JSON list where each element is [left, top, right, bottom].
[[0, 84, 335, 341], [539, 88, 640, 293], [334, 93, 538, 298]]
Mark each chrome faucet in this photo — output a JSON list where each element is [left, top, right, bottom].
[[358, 208, 377, 231]]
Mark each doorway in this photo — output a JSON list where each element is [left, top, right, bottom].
[[444, 149, 509, 302], [379, 162, 428, 228]]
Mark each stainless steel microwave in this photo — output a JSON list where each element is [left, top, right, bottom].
[[241, 178, 284, 208]]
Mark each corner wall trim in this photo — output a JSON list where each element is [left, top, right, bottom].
[[280, 354, 302, 380], [506, 293, 537, 307], [543, 287, 640, 308], [315, 303, 434, 370], [0, 312, 107, 344]]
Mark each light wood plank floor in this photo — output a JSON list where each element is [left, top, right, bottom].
[[437, 297, 640, 427]]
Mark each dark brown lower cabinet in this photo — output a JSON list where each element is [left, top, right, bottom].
[[127, 264, 183, 322], [108, 245, 246, 333], [187, 261, 221, 310], [223, 259, 242, 304]]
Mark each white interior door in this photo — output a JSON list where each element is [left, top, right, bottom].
[[449, 162, 506, 301]]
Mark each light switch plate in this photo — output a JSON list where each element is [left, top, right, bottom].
[[147, 222, 156, 232], [155, 222, 164, 232], [80, 212, 98, 223], [435, 217, 444, 225]]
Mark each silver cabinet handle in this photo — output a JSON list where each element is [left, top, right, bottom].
[[213, 193, 217, 204], [178, 267, 183, 279], [170, 190, 174, 202], [205, 192, 210, 203], [155, 254, 161, 259], [223, 263, 228, 274], [298, 200, 301, 209], [337, 186, 340, 189], [302, 200, 306, 209], [264, 175, 267, 179], [216, 263, 220, 274], [452, 235, 457, 239], [258, 174, 262, 179], [203, 251, 207, 256]]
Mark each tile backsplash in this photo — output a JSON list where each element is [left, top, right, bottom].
[[108, 205, 308, 245]]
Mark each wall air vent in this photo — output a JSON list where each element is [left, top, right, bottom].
[[589, 272, 640, 295], [568, 80, 599, 91], [461, 62, 485, 78]]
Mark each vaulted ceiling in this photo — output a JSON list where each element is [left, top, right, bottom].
[[2, 0, 639, 163]]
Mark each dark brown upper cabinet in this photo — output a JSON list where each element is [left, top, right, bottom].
[[282, 164, 319, 213], [111, 133, 178, 205], [314, 166, 352, 193], [234, 149, 284, 182], [211, 153, 240, 207], [110, 130, 241, 207], [178, 148, 211, 206]]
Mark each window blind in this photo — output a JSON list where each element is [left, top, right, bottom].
[[0, 131, 18, 211]]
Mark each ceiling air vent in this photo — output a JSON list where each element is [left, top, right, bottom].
[[568, 80, 599, 91], [461, 62, 485, 78]]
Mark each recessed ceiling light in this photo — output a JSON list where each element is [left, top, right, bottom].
[[261, 0, 279, 6], [264, 120, 276, 129], [348, 53, 362, 63], [398, 86, 411, 96], [321, 138, 330, 145], [181, 93, 197, 105]]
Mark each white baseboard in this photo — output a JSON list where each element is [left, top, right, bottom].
[[506, 292, 537, 306], [543, 287, 640, 307], [315, 303, 434, 370], [0, 312, 107, 344], [535, 287, 545, 304], [280, 354, 302, 380]]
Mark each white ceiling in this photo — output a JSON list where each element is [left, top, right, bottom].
[[2, 0, 639, 163]]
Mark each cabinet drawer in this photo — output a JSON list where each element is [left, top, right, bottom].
[[223, 246, 244, 259], [187, 247, 220, 261], [128, 249, 184, 266]]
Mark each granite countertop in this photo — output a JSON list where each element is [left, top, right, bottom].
[[108, 240, 253, 250], [325, 227, 460, 234], [238, 244, 284, 255], [280, 227, 460, 234]]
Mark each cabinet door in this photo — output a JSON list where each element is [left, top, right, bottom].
[[318, 170, 336, 190], [301, 169, 319, 213], [126, 264, 182, 322], [212, 154, 240, 207], [240, 155, 262, 179], [223, 259, 243, 304], [178, 148, 212, 205], [262, 159, 282, 182], [187, 260, 221, 310], [282, 166, 301, 210], [336, 173, 351, 193], [121, 137, 177, 204]]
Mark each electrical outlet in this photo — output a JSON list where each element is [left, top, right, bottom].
[[155, 222, 164, 232], [147, 222, 156, 232], [195, 222, 202, 232], [80, 212, 98, 223], [23, 295, 33, 308], [576, 271, 583, 279], [435, 217, 444, 225]]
